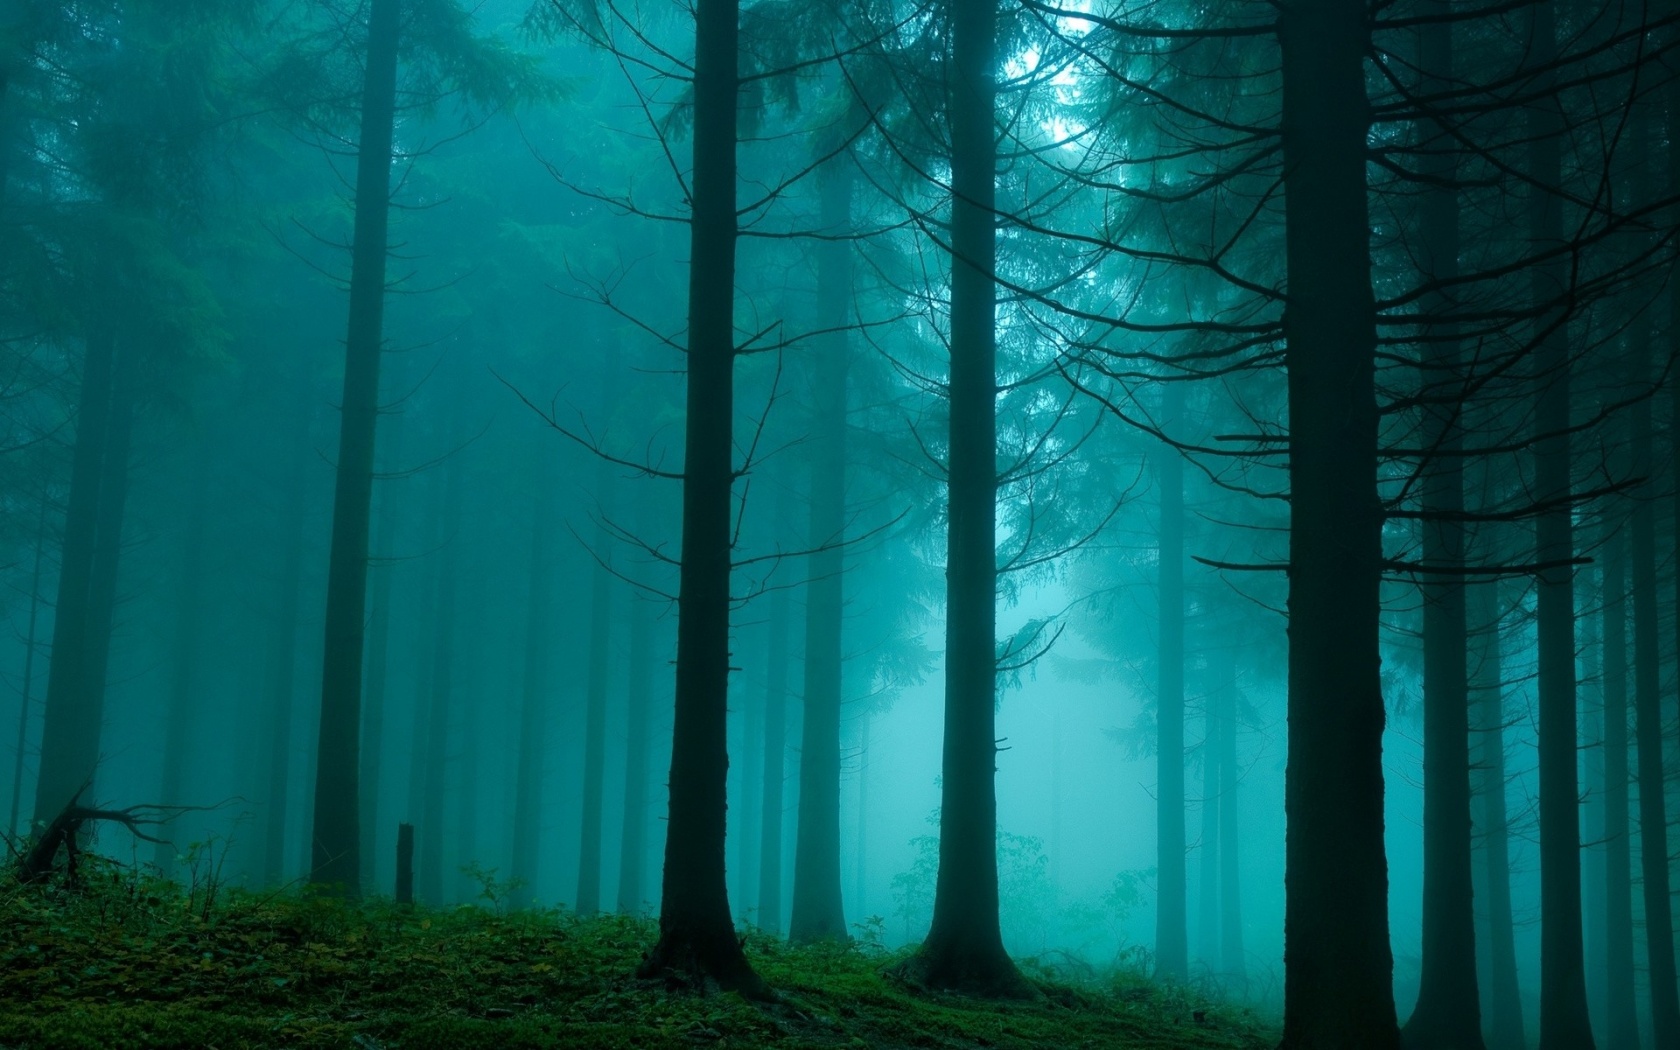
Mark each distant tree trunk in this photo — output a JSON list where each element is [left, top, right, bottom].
[[1625, 114, 1680, 1050], [512, 482, 553, 911], [359, 403, 405, 894], [854, 709, 869, 922], [1156, 382, 1188, 981], [263, 455, 309, 887], [616, 588, 655, 914], [1524, 3, 1594, 1045], [1197, 686, 1219, 969], [638, 0, 761, 993], [153, 479, 209, 875], [1579, 558, 1605, 1037], [735, 633, 760, 920], [419, 463, 459, 907], [452, 598, 480, 902], [33, 318, 121, 823], [898, 0, 1025, 997], [757, 581, 790, 933], [7, 494, 48, 836], [1600, 519, 1638, 1049], [790, 153, 853, 946], [309, 0, 399, 894], [1215, 652, 1244, 983], [1403, 7, 1481, 1044], [1469, 579, 1525, 1050], [1276, 0, 1398, 1044], [577, 475, 614, 917]]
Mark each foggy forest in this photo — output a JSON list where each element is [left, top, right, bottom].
[[3, 0, 1680, 1048]]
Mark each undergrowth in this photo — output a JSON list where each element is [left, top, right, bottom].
[[0, 855, 1277, 1050]]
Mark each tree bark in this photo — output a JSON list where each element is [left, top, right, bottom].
[[897, 0, 1026, 997], [638, 0, 761, 994], [1276, 0, 1398, 1044], [309, 0, 400, 894], [1600, 517, 1639, 1049], [756, 580, 790, 933], [1156, 382, 1187, 981], [789, 152, 853, 946]]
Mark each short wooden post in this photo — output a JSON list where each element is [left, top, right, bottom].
[[396, 822, 414, 905]]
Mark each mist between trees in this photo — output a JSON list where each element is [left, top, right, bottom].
[[3, 0, 1680, 1045]]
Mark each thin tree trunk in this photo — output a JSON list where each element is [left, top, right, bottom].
[[790, 153, 852, 946], [577, 487, 613, 917], [855, 709, 869, 923], [756, 581, 789, 933], [638, 0, 760, 993], [1276, 0, 1398, 1043], [153, 478, 209, 875], [1601, 519, 1639, 1049], [1470, 579, 1525, 1050], [1626, 112, 1680, 1049], [262, 491, 306, 888], [359, 399, 404, 894], [309, 0, 399, 894], [616, 587, 654, 914], [899, 0, 1025, 997], [419, 463, 458, 907], [512, 482, 552, 911], [33, 319, 119, 822], [1216, 652, 1244, 983], [1580, 557, 1606, 1038], [9, 494, 49, 836], [1403, 6, 1481, 1042], [1157, 382, 1188, 981], [1198, 687, 1219, 969]]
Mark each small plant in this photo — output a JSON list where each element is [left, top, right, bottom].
[[459, 862, 524, 915]]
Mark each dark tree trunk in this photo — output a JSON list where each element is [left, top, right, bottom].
[[1601, 520, 1638, 1049], [1276, 0, 1398, 1044], [1524, 4, 1594, 1045], [638, 0, 761, 993], [512, 482, 552, 911], [1580, 560, 1606, 1038], [7, 495, 48, 836], [789, 153, 853, 946], [309, 0, 400, 894], [616, 586, 655, 914], [897, 0, 1025, 998], [359, 404, 404, 894], [577, 477, 614, 917], [153, 479, 209, 875], [1215, 653, 1244, 982], [1468, 580, 1525, 1050], [756, 581, 790, 933], [1156, 383, 1187, 981], [33, 319, 120, 822], [1626, 116, 1680, 1050], [1402, 7, 1482, 1044]]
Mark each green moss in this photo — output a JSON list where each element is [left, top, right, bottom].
[[0, 864, 1276, 1049]]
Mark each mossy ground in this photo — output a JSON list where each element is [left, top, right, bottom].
[[0, 860, 1277, 1049]]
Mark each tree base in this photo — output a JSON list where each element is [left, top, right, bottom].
[[637, 922, 774, 1002], [888, 941, 1037, 1000], [1401, 1003, 1485, 1050]]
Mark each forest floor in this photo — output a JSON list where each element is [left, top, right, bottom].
[[0, 858, 1277, 1050]]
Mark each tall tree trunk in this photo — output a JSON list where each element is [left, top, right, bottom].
[[790, 153, 853, 946], [419, 463, 458, 906], [638, 0, 760, 993], [1216, 652, 1244, 982], [1524, 4, 1594, 1045], [616, 587, 655, 914], [1580, 558, 1606, 1039], [1156, 382, 1188, 981], [577, 488, 613, 917], [898, 0, 1024, 997], [262, 495, 306, 888], [1600, 522, 1637, 1050], [1469, 580, 1525, 1050], [309, 0, 399, 894], [855, 709, 869, 922], [33, 318, 119, 822], [512, 482, 552, 911], [153, 477, 209, 875], [359, 398, 404, 894], [1626, 112, 1680, 1050], [7, 494, 48, 836], [757, 581, 790, 933], [1198, 686, 1220, 969], [1276, 0, 1398, 1044], [1403, 6, 1481, 1044]]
